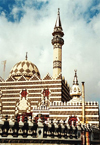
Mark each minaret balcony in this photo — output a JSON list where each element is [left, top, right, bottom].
[[52, 37, 64, 45], [52, 30, 64, 37]]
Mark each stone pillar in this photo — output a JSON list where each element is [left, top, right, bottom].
[[82, 82, 85, 124], [37, 114, 43, 139]]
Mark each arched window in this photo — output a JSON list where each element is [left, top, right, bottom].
[[68, 116, 78, 126]]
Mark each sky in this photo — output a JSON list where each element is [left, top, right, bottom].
[[0, 0, 100, 103]]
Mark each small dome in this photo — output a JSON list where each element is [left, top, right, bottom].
[[9, 60, 40, 80], [70, 85, 81, 97], [70, 70, 81, 97]]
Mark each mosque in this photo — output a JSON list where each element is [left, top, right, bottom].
[[0, 9, 99, 128]]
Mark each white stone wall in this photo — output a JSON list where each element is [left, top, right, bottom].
[[53, 46, 62, 78]]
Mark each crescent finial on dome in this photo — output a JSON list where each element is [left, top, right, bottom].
[[25, 52, 28, 60]]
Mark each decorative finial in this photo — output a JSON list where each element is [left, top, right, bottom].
[[58, 8, 60, 15], [73, 69, 79, 85], [25, 52, 28, 60], [74, 69, 77, 76]]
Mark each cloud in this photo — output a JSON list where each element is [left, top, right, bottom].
[[0, 0, 100, 104]]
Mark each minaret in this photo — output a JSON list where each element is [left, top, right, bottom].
[[52, 8, 64, 78]]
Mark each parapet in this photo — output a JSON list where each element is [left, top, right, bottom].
[[85, 101, 98, 106], [50, 101, 82, 106], [0, 115, 99, 143], [50, 101, 99, 106]]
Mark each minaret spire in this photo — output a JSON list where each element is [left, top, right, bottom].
[[52, 9, 64, 78], [55, 8, 62, 28]]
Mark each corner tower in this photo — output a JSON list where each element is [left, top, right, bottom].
[[52, 9, 64, 78], [70, 70, 82, 98]]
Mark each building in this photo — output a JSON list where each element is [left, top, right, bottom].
[[0, 9, 99, 129]]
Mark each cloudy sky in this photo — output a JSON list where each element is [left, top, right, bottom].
[[0, 0, 100, 103]]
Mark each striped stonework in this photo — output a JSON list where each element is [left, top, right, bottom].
[[53, 60, 61, 69], [49, 101, 99, 127], [0, 74, 70, 119], [0, 75, 99, 128], [85, 102, 99, 126], [32, 100, 99, 128]]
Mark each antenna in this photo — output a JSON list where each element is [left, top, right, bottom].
[[2, 60, 6, 79]]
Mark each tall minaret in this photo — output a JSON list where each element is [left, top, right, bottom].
[[52, 8, 64, 78]]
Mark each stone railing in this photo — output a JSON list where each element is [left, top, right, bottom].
[[0, 115, 99, 144]]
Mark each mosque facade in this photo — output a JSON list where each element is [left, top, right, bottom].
[[0, 9, 99, 128]]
